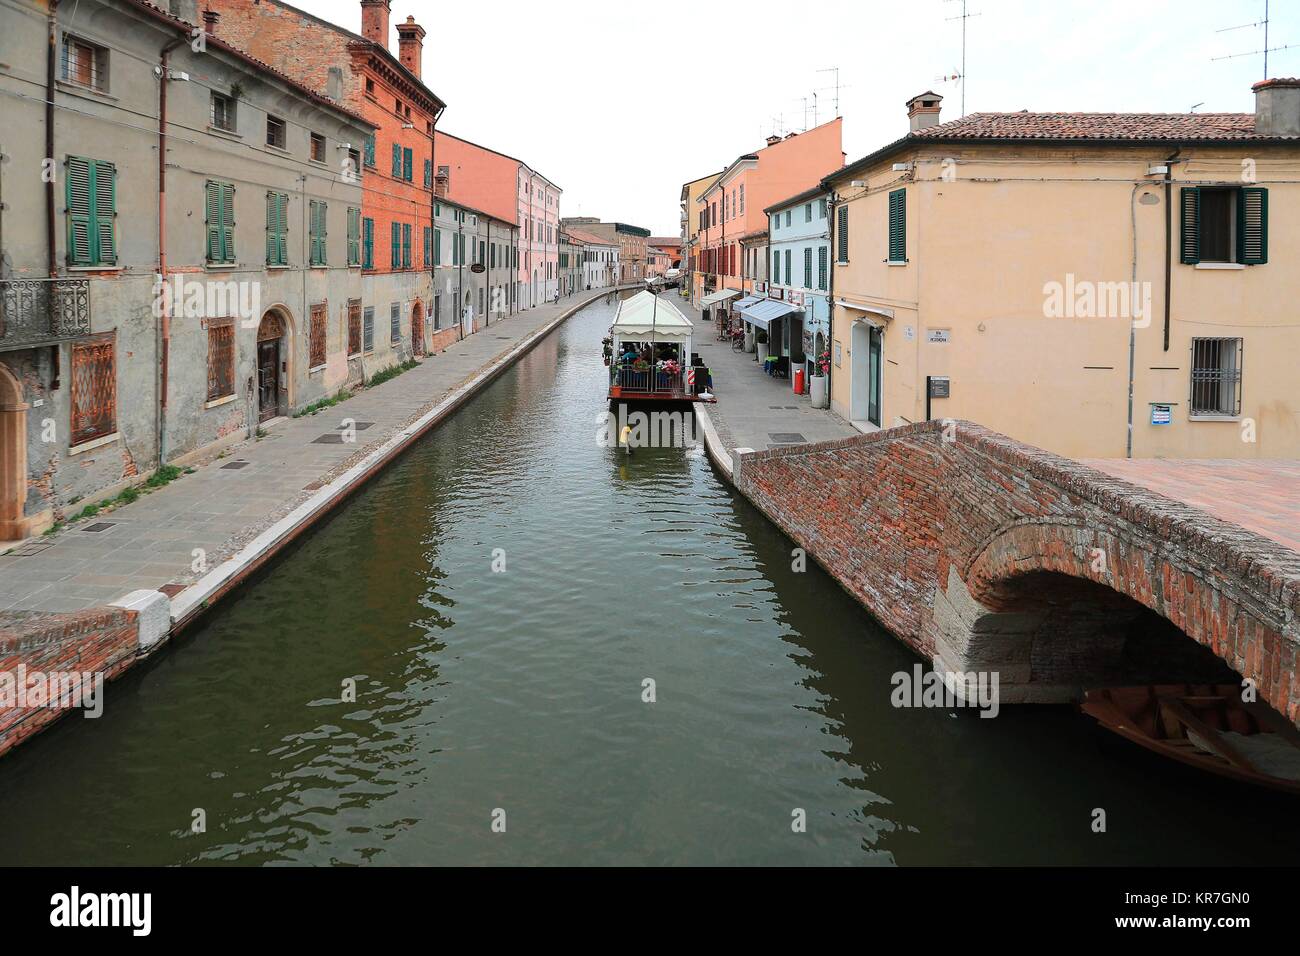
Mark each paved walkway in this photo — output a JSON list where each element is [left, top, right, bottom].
[[1083, 458, 1300, 554], [0, 290, 620, 615], [668, 291, 856, 461]]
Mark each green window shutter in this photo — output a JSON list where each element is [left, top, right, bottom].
[[364, 134, 375, 167], [392, 143, 401, 177], [348, 207, 360, 266], [403, 148, 413, 182], [309, 200, 327, 266], [784, 249, 791, 284], [836, 205, 848, 262], [818, 246, 828, 290], [803, 246, 812, 287], [363, 217, 374, 270], [66, 157, 94, 266], [435, 228, 441, 265], [92, 161, 117, 265], [391, 222, 400, 268], [424, 159, 432, 188], [205, 180, 223, 262], [266, 191, 278, 264], [1179, 187, 1200, 264], [1238, 186, 1267, 265], [220, 183, 235, 263], [402, 222, 411, 268], [424, 226, 431, 265], [771, 249, 779, 283], [888, 189, 906, 262], [277, 193, 288, 265]]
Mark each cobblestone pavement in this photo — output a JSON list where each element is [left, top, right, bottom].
[[0, 291, 618, 614], [1083, 457, 1300, 554]]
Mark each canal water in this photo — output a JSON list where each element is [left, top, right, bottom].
[[1, 295, 1296, 866]]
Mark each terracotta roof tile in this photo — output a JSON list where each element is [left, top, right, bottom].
[[912, 111, 1275, 142]]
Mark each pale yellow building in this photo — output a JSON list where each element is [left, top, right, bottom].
[[825, 84, 1300, 459], [680, 171, 722, 303]]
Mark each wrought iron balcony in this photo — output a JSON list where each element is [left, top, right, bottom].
[[0, 278, 92, 351]]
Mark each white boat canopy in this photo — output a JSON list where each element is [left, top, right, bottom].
[[700, 288, 742, 307], [610, 290, 694, 340], [738, 297, 800, 332]]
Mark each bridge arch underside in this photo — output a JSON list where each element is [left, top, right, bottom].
[[928, 521, 1295, 718]]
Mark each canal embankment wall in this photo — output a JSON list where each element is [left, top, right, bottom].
[[695, 410, 1300, 721], [0, 288, 634, 758]]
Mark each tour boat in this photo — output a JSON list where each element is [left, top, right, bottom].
[[605, 290, 712, 403], [1080, 684, 1300, 795]]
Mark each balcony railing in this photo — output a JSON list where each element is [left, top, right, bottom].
[[0, 278, 92, 351]]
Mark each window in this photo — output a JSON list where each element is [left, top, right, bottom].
[[348, 299, 362, 356], [390, 302, 401, 344], [310, 132, 326, 163], [836, 205, 848, 262], [888, 189, 907, 262], [784, 249, 792, 286], [784, 210, 791, 227], [739, 184, 745, 214], [347, 148, 361, 181], [363, 134, 376, 168], [424, 159, 433, 188], [266, 115, 286, 149], [403, 147, 414, 183], [804, 247, 812, 287], [309, 200, 327, 266], [205, 180, 235, 264], [362, 217, 374, 270], [1190, 337, 1243, 417], [347, 207, 361, 266], [61, 35, 107, 92], [402, 222, 412, 269], [363, 306, 374, 353], [805, 202, 813, 223], [66, 157, 116, 267], [211, 92, 236, 132], [424, 226, 432, 266], [392, 143, 402, 178], [434, 228, 442, 265], [391, 222, 401, 269], [206, 320, 235, 402], [772, 249, 780, 284], [70, 336, 116, 445], [818, 246, 828, 290], [265, 191, 288, 266], [309, 304, 327, 370], [1180, 186, 1267, 265], [819, 198, 827, 219]]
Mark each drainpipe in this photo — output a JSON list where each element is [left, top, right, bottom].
[[46, 1, 59, 279], [1163, 149, 1179, 352], [456, 213, 463, 341], [485, 217, 490, 327], [156, 34, 187, 467], [825, 190, 835, 407]]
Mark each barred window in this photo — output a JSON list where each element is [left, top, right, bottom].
[[309, 303, 328, 370], [62, 35, 107, 92], [1190, 337, 1243, 417], [206, 320, 235, 402], [70, 336, 116, 445], [347, 299, 362, 357]]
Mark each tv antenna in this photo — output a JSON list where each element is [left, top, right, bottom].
[[817, 67, 841, 117], [1211, 1, 1294, 78], [945, 0, 980, 117]]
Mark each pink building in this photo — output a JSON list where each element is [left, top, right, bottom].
[[433, 131, 561, 310]]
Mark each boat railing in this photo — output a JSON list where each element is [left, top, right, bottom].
[[610, 366, 686, 395]]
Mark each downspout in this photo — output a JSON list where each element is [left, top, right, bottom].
[[1126, 181, 1141, 459], [157, 34, 187, 466], [825, 190, 835, 407], [46, 1, 59, 279], [456, 213, 463, 341], [485, 217, 490, 327], [1163, 148, 1179, 352]]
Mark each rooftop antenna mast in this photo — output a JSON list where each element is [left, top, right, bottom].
[[817, 67, 841, 117], [944, 0, 980, 117], [1212, 1, 1294, 78]]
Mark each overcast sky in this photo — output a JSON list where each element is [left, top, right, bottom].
[[297, 0, 1297, 235]]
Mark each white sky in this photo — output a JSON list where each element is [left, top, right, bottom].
[[296, 0, 1298, 235]]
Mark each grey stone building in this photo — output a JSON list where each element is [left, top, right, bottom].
[[429, 191, 517, 346], [0, 0, 374, 540]]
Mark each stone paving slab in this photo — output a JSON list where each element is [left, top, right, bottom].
[[1083, 458, 1300, 554], [665, 291, 858, 454], [0, 290, 622, 614]]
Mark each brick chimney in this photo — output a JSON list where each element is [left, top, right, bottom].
[[396, 15, 426, 78], [765, 134, 781, 146], [1254, 78, 1300, 137], [202, 8, 219, 35], [434, 168, 448, 198], [906, 91, 943, 132], [360, 0, 390, 48]]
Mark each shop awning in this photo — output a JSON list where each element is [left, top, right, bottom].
[[738, 298, 800, 332], [732, 294, 762, 311], [701, 288, 741, 307]]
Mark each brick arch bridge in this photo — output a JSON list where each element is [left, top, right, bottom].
[[731, 421, 1300, 723]]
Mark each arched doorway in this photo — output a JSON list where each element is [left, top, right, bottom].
[[256, 310, 287, 423], [411, 300, 424, 356], [0, 363, 29, 541]]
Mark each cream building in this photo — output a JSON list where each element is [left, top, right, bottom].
[[824, 84, 1300, 460]]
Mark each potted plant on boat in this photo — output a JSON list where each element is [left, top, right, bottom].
[[755, 329, 769, 364], [810, 349, 830, 408], [657, 358, 682, 391]]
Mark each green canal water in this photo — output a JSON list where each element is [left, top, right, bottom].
[[1, 296, 1296, 866]]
